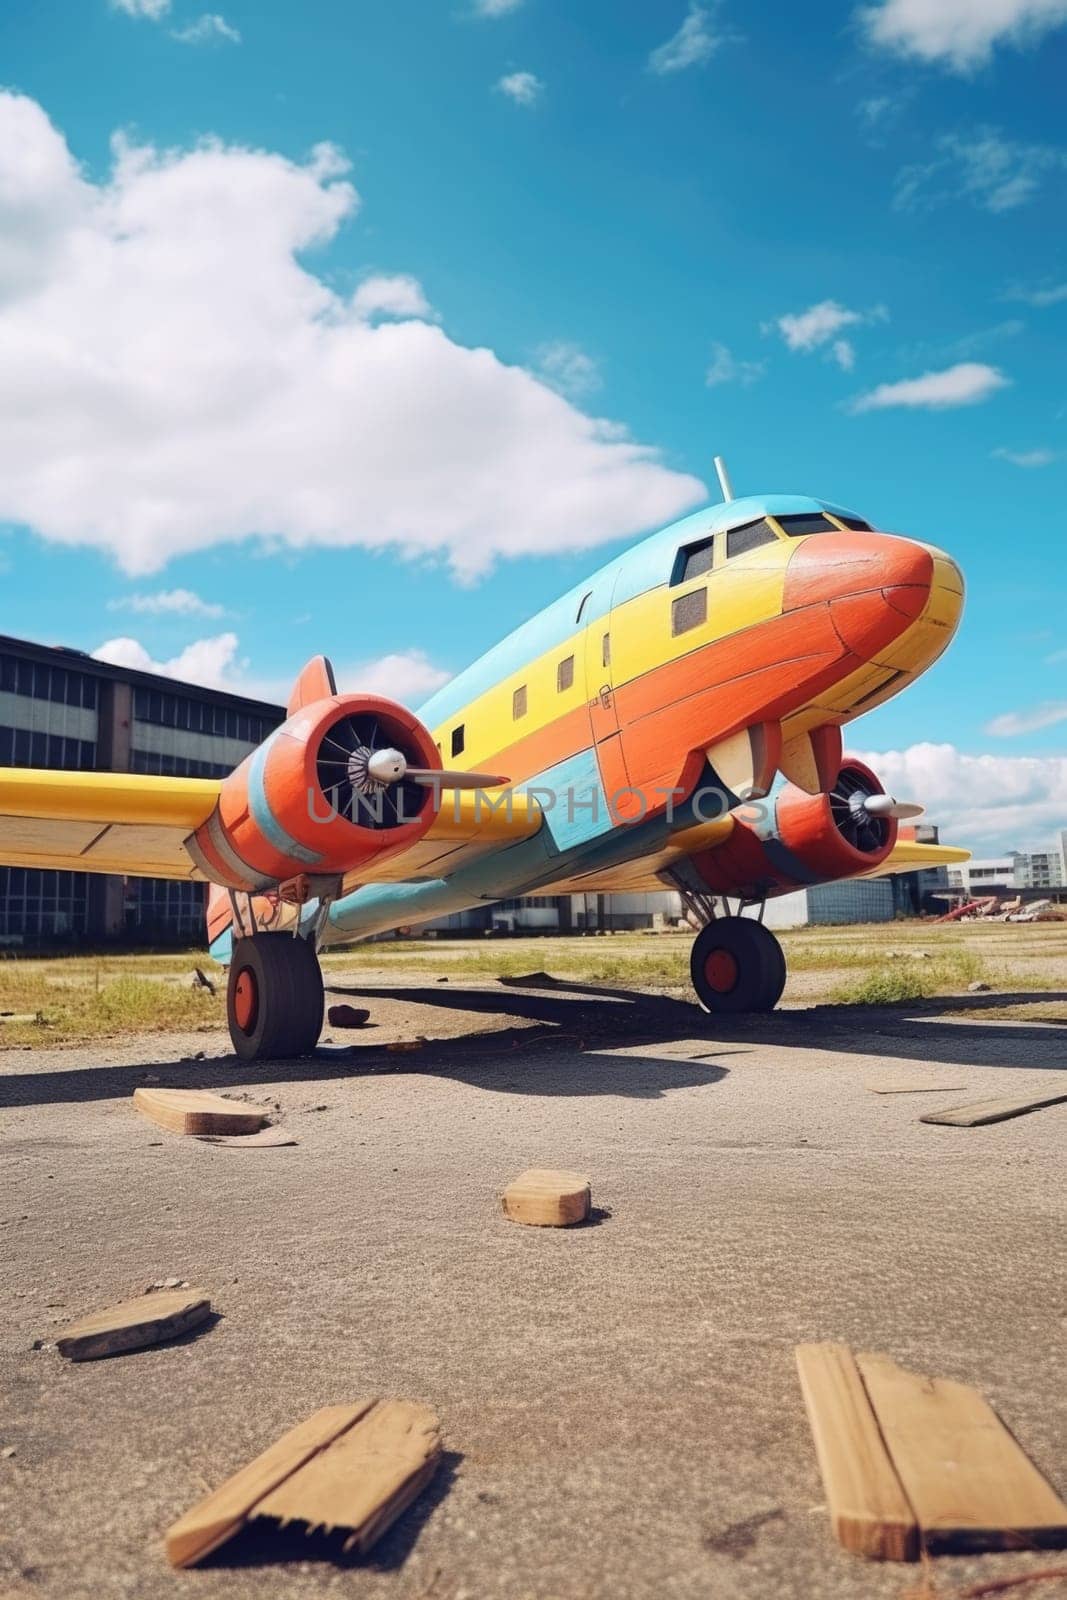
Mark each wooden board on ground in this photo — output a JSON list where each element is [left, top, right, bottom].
[[865, 1082, 968, 1095], [133, 1086, 270, 1137], [919, 1091, 1067, 1127], [165, 1400, 442, 1568], [501, 1168, 591, 1227], [856, 1352, 1067, 1554], [56, 1289, 212, 1362], [795, 1342, 918, 1561], [194, 1126, 297, 1148]]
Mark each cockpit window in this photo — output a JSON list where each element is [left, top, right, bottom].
[[677, 537, 714, 583], [835, 515, 872, 532], [726, 518, 778, 558], [776, 513, 839, 537]]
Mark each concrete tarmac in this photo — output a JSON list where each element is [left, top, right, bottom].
[[1, 978, 1065, 1600]]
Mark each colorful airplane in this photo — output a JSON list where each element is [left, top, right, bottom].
[[0, 462, 968, 1060]]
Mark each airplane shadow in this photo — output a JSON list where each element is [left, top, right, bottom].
[[1, 983, 1063, 1112]]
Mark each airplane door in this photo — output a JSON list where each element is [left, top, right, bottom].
[[582, 570, 630, 810]]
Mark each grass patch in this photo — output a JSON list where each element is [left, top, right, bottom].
[[0, 967, 222, 1047], [829, 949, 990, 1006]]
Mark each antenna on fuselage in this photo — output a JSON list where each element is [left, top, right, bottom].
[[713, 455, 734, 503]]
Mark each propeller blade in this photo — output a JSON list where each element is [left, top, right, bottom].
[[407, 767, 511, 790], [863, 794, 924, 821]]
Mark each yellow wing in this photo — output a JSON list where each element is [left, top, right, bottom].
[[0, 768, 543, 884], [856, 839, 971, 878]]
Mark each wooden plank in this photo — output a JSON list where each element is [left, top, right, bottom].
[[856, 1353, 1067, 1555], [165, 1403, 375, 1568], [133, 1087, 270, 1136], [255, 1399, 442, 1555], [795, 1342, 918, 1562], [920, 1092, 1067, 1128], [502, 1168, 591, 1227], [56, 1289, 211, 1362]]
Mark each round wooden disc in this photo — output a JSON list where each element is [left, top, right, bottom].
[[501, 1168, 591, 1227]]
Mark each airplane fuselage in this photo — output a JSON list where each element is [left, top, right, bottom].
[[315, 492, 963, 946]]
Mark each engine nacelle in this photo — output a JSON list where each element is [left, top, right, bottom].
[[690, 760, 897, 899], [187, 694, 440, 890]]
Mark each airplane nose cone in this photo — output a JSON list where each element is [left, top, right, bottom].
[[784, 533, 935, 656]]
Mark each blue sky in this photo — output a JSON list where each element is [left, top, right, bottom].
[[0, 0, 1064, 849]]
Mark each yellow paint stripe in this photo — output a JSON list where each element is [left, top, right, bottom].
[[432, 540, 792, 772]]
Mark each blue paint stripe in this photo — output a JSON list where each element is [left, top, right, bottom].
[[248, 734, 323, 868]]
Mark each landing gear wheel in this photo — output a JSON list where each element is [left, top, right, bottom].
[[227, 933, 324, 1061], [690, 917, 786, 1015]]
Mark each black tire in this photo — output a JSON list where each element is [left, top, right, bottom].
[[227, 933, 324, 1061], [690, 917, 786, 1014]]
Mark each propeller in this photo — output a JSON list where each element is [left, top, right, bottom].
[[862, 794, 924, 822], [364, 749, 509, 791], [829, 767, 922, 854], [316, 712, 509, 833]]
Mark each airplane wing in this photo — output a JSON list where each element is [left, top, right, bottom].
[[854, 838, 970, 878], [0, 768, 541, 883]]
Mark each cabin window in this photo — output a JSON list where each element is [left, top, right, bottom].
[[777, 513, 839, 537], [726, 519, 778, 559], [671, 588, 707, 636], [450, 724, 465, 757], [576, 591, 592, 623], [557, 655, 575, 693], [834, 515, 872, 532], [601, 633, 611, 667], [512, 685, 527, 720], [676, 537, 714, 583]]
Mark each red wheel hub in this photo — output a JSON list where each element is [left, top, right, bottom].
[[704, 948, 739, 993], [233, 969, 258, 1033]]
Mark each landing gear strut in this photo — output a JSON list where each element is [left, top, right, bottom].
[[689, 916, 786, 1014], [227, 933, 324, 1061]]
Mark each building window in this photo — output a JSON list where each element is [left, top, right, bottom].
[[671, 588, 707, 636], [576, 591, 592, 623], [451, 724, 465, 757], [512, 686, 527, 720], [726, 519, 778, 559], [602, 633, 611, 667], [557, 656, 574, 693]]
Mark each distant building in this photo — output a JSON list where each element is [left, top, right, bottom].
[[0, 633, 284, 945]]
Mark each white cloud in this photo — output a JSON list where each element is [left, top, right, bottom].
[[985, 701, 1067, 735], [337, 650, 452, 705], [536, 342, 601, 399], [854, 741, 1067, 851], [111, 0, 171, 17], [649, 3, 727, 72], [770, 300, 885, 370], [705, 341, 765, 387], [93, 632, 242, 690], [1008, 280, 1067, 307], [108, 588, 226, 617], [858, 0, 1067, 72], [896, 129, 1067, 214], [495, 71, 543, 105], [850, 362, 1009, 412], [171, 13, 241, 44], [0, 92, 703, 583], [992, 446, 1058, 468], [472, 0, 524, 14], [352, 274, 434, 321], [831, 338, 855, 372]]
